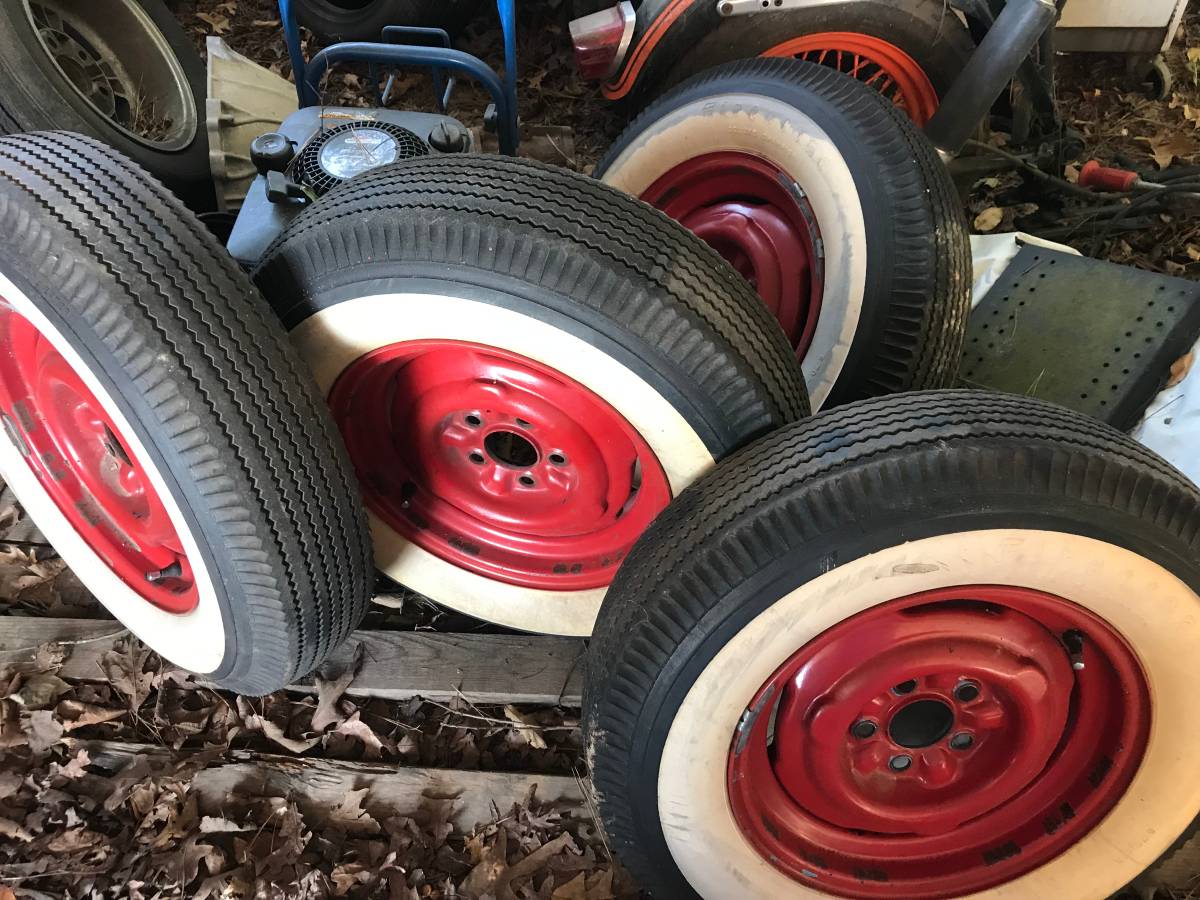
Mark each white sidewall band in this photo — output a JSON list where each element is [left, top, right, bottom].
[[658, 529, 1200, 899], [0, 271, 225, 673], [291, 292, 715, 636], [601, 93, 869, 410]]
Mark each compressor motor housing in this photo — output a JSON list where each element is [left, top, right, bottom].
[[227, 105, 472, 267]]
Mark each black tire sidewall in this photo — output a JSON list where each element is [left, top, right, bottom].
[[646, 0, 974, 102], [598, 64, 900, 407], [0, 259, 249, 685], [605, 475, 1200, 898], [293, 0, 473, 42], [0, 0, 212, 207]]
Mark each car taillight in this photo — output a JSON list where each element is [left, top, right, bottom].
[[569, 2, 636, 81]]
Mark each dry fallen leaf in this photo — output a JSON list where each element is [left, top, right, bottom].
[[1168, 352, 1194, 388], [0, 815, 33, 841], [195, 11, 230, 33], [9, 672, 70, 709], [505, 705, 550, 751], [22, 708, 63, 752], [974, 207, 1004, 232], [1140, 129, 1197, 169], [243, 712, 320, 754], [327, 788, 381, 836], [312, 643, 364, 731]]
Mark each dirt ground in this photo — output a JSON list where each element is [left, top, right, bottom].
[[4, 3, 1200, 898]]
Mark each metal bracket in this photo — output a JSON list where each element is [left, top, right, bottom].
[[716, 0, 845, 16]]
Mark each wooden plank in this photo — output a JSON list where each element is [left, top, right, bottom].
[[77, 740, 586, 833], [0, 616, 586, 705]]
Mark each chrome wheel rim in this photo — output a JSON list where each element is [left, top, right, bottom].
[[25, 0, 197, 151]]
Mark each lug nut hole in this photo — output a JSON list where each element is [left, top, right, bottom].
[[954, 680, 981, 703], [950, 732, 974, 750], [465, 413, 482, 427], [549, 452, 567, 465], [519, 475, 535, 487], [889, 755, 912, 772], [850, 719, 877, 740], [469, 451, 485, 465], [892, 679, 918, 696]]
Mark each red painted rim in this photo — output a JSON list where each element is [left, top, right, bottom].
[[640, 151, 825, 360], [0, 301, 196, 613], [727, 585, 1151, 898], [329, 339, 672, 590], [764, 32, 942, 127]]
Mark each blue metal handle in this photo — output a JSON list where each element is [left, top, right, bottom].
[[381, 25, 454, 112], [276, 0, 520, 155], [302, 42, 519, 154], [278, 0, 306, 105]]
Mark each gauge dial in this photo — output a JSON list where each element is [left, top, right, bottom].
[[317, 127, 400, 181]]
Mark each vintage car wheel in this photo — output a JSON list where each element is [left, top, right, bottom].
[[0, 132, 372, 694], [253, 154, 808, 635], [599, 59, 970, 410], [586, 389, 1200, 899]]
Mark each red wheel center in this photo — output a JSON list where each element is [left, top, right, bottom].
[[727, 586, 1150, 898], [640, 152, 825, 360], [0, 301, 196, 613], [329, 339, 672, 590]]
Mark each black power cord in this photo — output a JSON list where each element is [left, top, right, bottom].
[[1087, 183, 1200, 256]]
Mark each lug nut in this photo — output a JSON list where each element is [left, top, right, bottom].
[[850, 719, 877, 739], [954, 680, 980, 702], [950, 732, 974, 750], [892, 679, 918, 696], [889, 755, 912, 772]]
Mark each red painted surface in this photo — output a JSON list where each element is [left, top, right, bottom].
[[641, 151, 824, 360], [764, 32, 941, 125], [329, 339, 671, 590], [727, 585, 1151, 897], [0, 302, 196, 612]]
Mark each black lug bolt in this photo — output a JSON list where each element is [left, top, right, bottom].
[[889, 755, 912, 772], [850, 719, 877, 739], [954, 680, 980, 702], [950, 732, 974, 750]]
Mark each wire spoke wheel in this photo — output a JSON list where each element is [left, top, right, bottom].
[[24, 0, 196, 150], [763, 33, 941, 126]]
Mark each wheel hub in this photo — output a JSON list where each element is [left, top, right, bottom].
[[0, 301, 196, 612], [329, 339, 672, 590], [727, 585, 1151, 897], [639, 151, 825, 360]]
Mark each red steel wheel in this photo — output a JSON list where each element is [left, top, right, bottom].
[[728, 585, 1149, 897], [640, 152, 824, 359], [763, 33, 941, 126], [585, 391, 1200, 900], [0, 132, 372, 694], [599, 59, 971, 411], [253, 154, 808, 636], [329, 339, 671, 591], [0, 303, 197, 612]]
